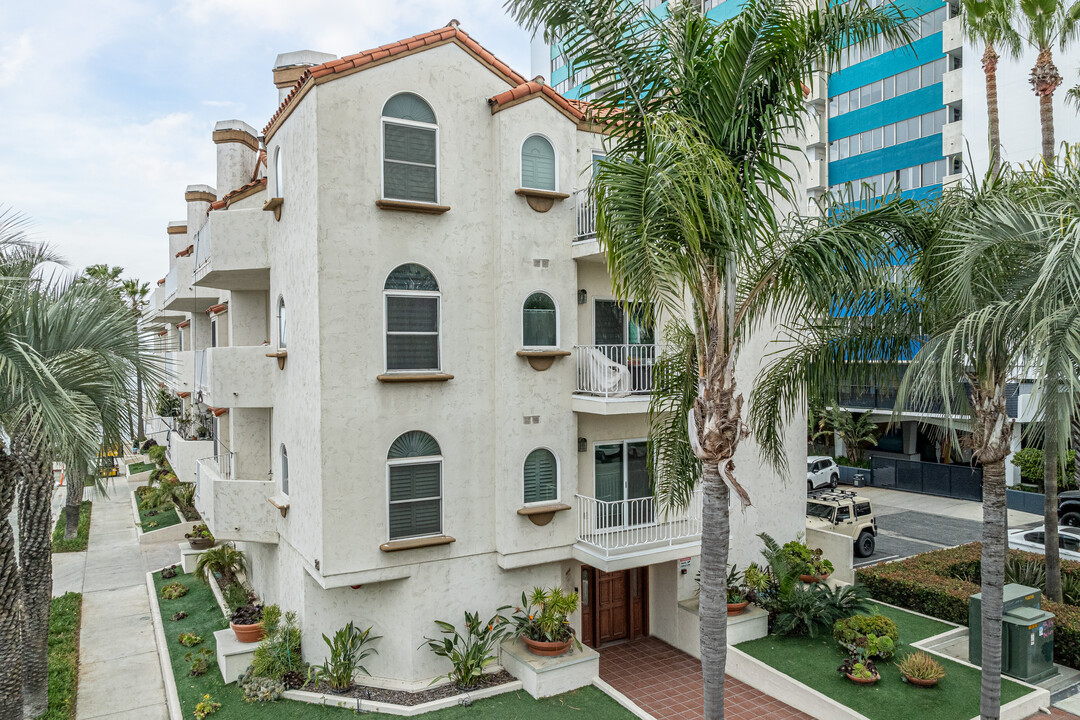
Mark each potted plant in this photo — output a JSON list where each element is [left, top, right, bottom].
[[834, 615, 899, 660], [230, 601, 265, 643], [838, 656, 880, 685], [781, 539, 833, 583], [507, 586, 580, 656], [726, 565, 750, 616], [896, 651, 946, 687], [185, 524, 214, 550]]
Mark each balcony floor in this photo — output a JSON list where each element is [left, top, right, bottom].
[[571, 394, 651, 415]]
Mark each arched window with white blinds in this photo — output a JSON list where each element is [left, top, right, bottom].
[[522, 292, 557, 347], [523, 448, 558, 505], [384, 264, 440, 371], [521, 135, 556, 191], [382, 93, 438, 203], [387, 431, 442, 540]]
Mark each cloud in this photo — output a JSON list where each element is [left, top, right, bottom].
[[0, 34, 32, 87]]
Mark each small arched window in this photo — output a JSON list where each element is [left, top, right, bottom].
[[384, 264, 439, 371], [523, 448, 558, 504], [280, 444, 289, 495], [274, 146, 284, 197], [387, 431, 442, 540], [277, 296, 287, 349], [522, 292, 557, 348], [382, 93, 438, 204], [521, 135, 556, 191]]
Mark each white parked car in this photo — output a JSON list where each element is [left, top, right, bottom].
[[807, 456, 839, 492], [1008, 525, 1080, 562]]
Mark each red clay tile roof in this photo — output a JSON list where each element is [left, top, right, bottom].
[[209, 407, 228, 417], [209, 177, 268, 212], [205, 303, 228, 316], [177, 320, 191, 329], [488, 80, 585, 121], [157, 278, 166, 286], [157, 330, 168, 336], [176, 244, 194, 258], [263, 21, 527, 138], [177, 391, 191, 399]]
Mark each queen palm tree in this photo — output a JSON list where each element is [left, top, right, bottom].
[[123, 279, 151, 443], [506, 1, 911, 716], [963, 0, 1022, 174], [751, 153, 1080, 720], [1020, 0, 1080, 160]]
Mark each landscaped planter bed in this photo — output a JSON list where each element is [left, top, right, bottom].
[[301, 670, 515, 706], [736, 601, 1034, 720], [52, 501, 92, 553]]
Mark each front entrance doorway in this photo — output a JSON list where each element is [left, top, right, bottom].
[[580, 565, 648, 648]]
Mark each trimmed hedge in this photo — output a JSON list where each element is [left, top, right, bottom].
[[857, 542, 1080, 669]]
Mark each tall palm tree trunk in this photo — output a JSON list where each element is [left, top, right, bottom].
[[0, 444, 23, 720], [1045, 430, 1063, 601], [981, 457, 1008, 720], [15, 436, 53, 718], [1031, 47, 1063, 162], [984, 43, 1002, 175], [64, 463, 83, 541], [699, 463, 730, 720]]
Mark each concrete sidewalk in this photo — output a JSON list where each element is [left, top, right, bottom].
[[855, 486, 1044, 527]]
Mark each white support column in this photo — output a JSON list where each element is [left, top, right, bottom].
[[1004, 424, 1022, 487]]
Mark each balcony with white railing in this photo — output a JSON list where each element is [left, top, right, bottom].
[[195, 349, 209, 398], [196, 452, 278, 544], [573, 491, 703, 571], [572, 190, 603, 261], [192, 208, 270, 292], [573, 344, 658, 414], [165, 350, 195, 394], [163, 253, 218, 314]]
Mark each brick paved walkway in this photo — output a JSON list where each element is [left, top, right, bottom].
[[598, 637, 812, 720]]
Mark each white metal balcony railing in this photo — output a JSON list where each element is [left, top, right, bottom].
[[575, 491, 703, 558], [195, 349, 209, 394], [575, 344, 659, 397], [164, 265, 179, 301], [574, 189, 596, 242], [195, 452, 234, 502]]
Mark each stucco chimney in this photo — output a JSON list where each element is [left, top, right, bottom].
[[185, 184, 216, 236], [212, 120, 259, 197], [166, 221, 189, 258], [273, 50, 337, 103]]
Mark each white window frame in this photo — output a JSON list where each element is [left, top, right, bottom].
[[380, 92, 440, 205], [386, 452, 444, 542], [210, 318, 218, 348], [274, 146, 283, 198], [177, 328, 184, 352], [383, 264, 441, 373], [521, 290, 560, 349], [280, 444, 289, 496], [523, 446, 561, 507], [277, 296, 286, 349], [519, 133, 559, 192]]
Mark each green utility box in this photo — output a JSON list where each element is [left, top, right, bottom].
[[969, 584, 1056, 682]]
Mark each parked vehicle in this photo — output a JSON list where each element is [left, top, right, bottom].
[[1058, 490, 1080, 528], [807, 456, 840, 492], [1007, 525, 1080, 561], [806, 489, 878, 558]]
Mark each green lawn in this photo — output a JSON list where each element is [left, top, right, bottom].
[[127, 461, 156, 475], [42, 592, 82, 720], [737, 601, 1031, 720], [139, 503, 180, 532], [52, 501, 92, 553], [153, 569, 633, 719]]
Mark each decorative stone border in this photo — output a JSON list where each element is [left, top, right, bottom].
[[281, 679, 524, 716], [146, 569, 185, 720]]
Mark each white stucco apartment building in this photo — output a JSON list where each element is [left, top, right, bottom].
[[142, 21, 806, 686]]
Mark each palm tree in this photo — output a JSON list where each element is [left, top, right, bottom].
[[122, 279, 151, 442], [82, 263, 124, 292], [963, 0, 1022, 174], [505, 1, 911, 716], [751, 155, 1080, 720], [811, 409, 881, 464], [1020, 0, 1080, 160]]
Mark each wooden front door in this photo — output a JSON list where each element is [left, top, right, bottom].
[[581, 565, 649, 648]]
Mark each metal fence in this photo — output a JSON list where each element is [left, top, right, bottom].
[[867, 455, 983, 501]]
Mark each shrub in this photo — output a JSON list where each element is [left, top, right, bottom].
[[230, 603, 263, 626], [186, 648, 214, 677], [312, 622, 380, 691], [507, 587, 580, 645], [251, 606, 305, 680], [195, 543, 247, 587], [837, 656, 878, 680], [223, 583, 254, 613], [161, 565, 179, 579], [186, 524, 213, 541], [179, 632, 203, 647], [161, 582, 189, 600], [1012, 447, 1077, 489], [193, 693, 220, 718], [896, 651, 946, 681], [239, 667, 285, 703], [422, 611, 508, 689], [148, 444, 167, 466], [773, 583, 872, 637], [833, 615, 900, 659]]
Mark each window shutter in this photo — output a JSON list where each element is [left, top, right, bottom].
[[523, 449, 557, 504], [521, 136, 556, 191], [389, 462, 441, 540], [384, 124, 437, 203]]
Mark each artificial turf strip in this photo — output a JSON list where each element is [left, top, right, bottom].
[[42, 592, 82, 720], [52, 501, 92, 553], [127, 461, 156, 474], [736, 601, 1031, 720], [139, 503, 181, 532], [153, 569, 634, 719]]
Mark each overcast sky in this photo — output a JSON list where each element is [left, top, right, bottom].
[[0, 1, 532, 285]]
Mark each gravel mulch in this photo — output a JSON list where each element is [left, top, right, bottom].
[[302, 670, 515, 706]]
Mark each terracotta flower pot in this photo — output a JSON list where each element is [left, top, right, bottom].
[[904, 675, 939, 687], [800, 573, 830, 584], [727, 601, 750, 616], [187, 537, 214, 550], [845, 672, 879, 685], [230, 621, 265, 643], [521, 636, 572, 657]]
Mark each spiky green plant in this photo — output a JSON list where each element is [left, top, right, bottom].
[[194, 543, 247, 588]]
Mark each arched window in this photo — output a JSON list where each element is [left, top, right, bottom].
[[521, 135, 556, 191], [523, 448, 558, 504], [387, 431, 442, 540], [382, 93, 438, 203], [274, 146, 284, 197], [280, 444, 289, 495], [277, 296, 287, 349], [522, 292, 557, 348], [384, 264, 439, 371]]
